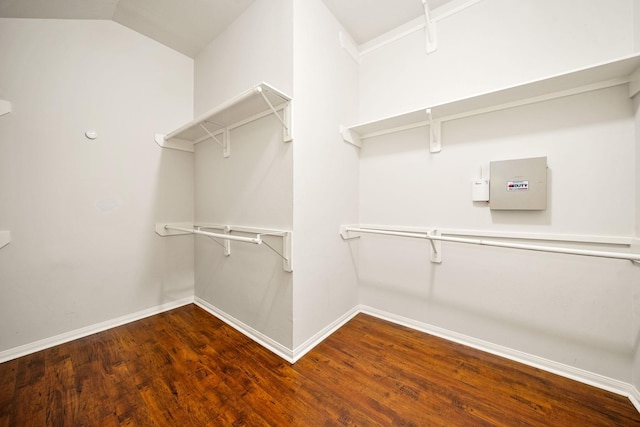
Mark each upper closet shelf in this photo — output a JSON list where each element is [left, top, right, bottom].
[[0, 100, 12, 116], [156, 82, 292, 156], [341, 54, 640, 153]]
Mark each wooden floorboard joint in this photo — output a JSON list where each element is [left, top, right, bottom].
[[1, 304, 639, 426]]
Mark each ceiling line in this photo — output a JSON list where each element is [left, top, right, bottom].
[[358, 0, 483, 57]]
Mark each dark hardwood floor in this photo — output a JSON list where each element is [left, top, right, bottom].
[[1, 304, 639, 426]]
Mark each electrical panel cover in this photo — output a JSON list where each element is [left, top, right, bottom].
[[489, 157, 547, 210]]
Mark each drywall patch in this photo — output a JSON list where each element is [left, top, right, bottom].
[[95, 196, 122, 213]]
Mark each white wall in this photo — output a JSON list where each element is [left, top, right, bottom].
[[353, 0, 638, 382], [291, 0, 360, 350], [357, 87, 636, 381], [193, 0, 293, 116], [193, 0, 361, 354], [0, 19, 194, 354], [193, 0, 295, 348], [633, 0, 640, 387], [633, 94, 640, 394], [359, 0, 635, 122], [633, 2, 640, 390], [194, 115, 294, 347], [2, 1, 637, 389]]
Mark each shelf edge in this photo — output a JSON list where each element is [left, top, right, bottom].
[[0, 100, 12, 117], [0, 231, 11, 249], [155, 223, 194, 236], [154, 134, 195, 152], [347, 54, 640, 138], [165, 82, 291, 141]]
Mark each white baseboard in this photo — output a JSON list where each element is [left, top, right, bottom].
[[629, 386, 640, 413], [201, 299, 640, 406], [291, 305, 361, 362], [0, 296, 194, 363], [194, 297, 296, 363], [194, 298, 361, 364], [359, 305, 639, 403], [3, 296, 639, 412]]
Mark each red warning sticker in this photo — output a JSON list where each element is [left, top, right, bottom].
[[507, 180, 529, 191]]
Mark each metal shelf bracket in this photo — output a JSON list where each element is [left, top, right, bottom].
[[199, 124, 230, 158], [256, 86, 293, 143]]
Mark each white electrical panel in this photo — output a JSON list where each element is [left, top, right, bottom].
[[489, 157, 547, 210]]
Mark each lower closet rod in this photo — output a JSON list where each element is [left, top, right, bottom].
[[344, 227, 640, 262], [164, 225, 262, 244], [433, 233, 640, 262]]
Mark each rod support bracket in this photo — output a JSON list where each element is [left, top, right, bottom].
[[429, 229, 442, 263]]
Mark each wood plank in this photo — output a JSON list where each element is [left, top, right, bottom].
[[43, 345, 77, 426], [0, 305, 639, 426], [0, 358, 18, 427], [11, 352, 47, 426]]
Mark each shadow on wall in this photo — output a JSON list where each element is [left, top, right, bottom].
[[192, 113, 294, 349], [150, 146, 195, 305], [441, 86, 633, 148], [489, 168, 552, 226], [632, 262, 640, 357], [352, 234, 635, 369]]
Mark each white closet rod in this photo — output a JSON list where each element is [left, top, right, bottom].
[[343, 227, 640, 262], [165, 225, 262, 244], [345, 227, 428, 240]]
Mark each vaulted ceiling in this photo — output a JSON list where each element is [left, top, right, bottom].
[[321, 0, 454, 45], [0, 0, 456, 57]]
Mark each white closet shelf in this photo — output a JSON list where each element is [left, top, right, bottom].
[[0, 231, 11, 249], [0, 100, 12, 116], [155, 82, 292, 155], [155, 222, 292, 272], [341, 54, 640, 152]]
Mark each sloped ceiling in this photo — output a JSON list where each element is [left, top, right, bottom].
[[0, 0, 119, 19], [0, 0, 256, 57], [322, 0, 434, 45], [0, 0, 455, 57]]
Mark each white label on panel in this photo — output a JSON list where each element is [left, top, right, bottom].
[[507, 180, 529, 191]]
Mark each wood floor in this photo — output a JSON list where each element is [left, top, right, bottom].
[[1, 305, 639, 426]]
